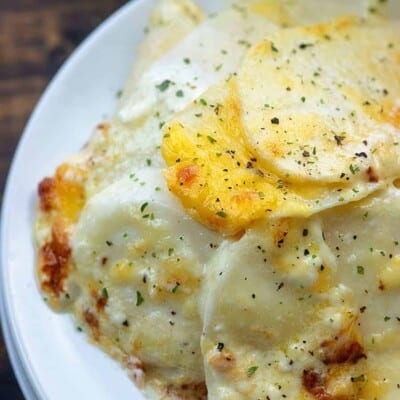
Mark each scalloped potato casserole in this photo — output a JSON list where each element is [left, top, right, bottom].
[[34, 0, 400, 398]]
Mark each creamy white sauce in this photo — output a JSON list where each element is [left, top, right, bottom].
[[72, 168, 222, 385]]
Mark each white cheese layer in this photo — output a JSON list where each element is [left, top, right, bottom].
[[79, 6, 283, 202], [202, 185, 400, 399], [120, 0, 205, 87], [72, 168, 222, 386]]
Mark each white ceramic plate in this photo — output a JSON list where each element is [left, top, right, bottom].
[[0, 0, 224, 399], [2, 1, 400, 399]]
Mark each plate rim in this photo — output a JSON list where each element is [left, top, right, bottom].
[[0, 1, 148, 398]]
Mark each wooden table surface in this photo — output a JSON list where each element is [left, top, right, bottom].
[[0, 1, 128, 397]]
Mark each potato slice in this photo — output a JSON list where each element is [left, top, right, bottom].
[[238, 19, 400, 184], [202, 186, 400, 399]]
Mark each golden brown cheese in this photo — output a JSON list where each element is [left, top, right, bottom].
[[39, 219, 71, 298], [36, 164, 85, 307], [162, 79, 306, 236], [163, 19, 400, 236], [162, 382, 207, 400], [38, 164, 86, 223]]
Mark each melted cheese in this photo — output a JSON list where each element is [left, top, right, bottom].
[[119, 0, 205, 102], [72, 168, 222, 387], [162, 78, 379, 235], [202, 185, 400, 399], [78, 5, 284, 203], [238, 20, 400, 184], [163, 19, 400, 235], [240, 0, 393, 24], [118, 7, 281, 124]]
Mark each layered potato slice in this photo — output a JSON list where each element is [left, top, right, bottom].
[[232, 0, 395, 25], [117, 7, 281, 125], [119, 0, 398, 127], [162, 78, 376, 236], [202, 185, 400, 400], [119, 0, 205, 102], [71, 168, 222, 396], [238, 19, 400, 184], [162, 19, 400, 235], [36, 1, 281, 307]]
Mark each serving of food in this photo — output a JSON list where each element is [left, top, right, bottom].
[[32, 0, 400, 398]]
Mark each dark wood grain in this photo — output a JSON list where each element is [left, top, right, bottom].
[[0, 1, 128, 397]]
